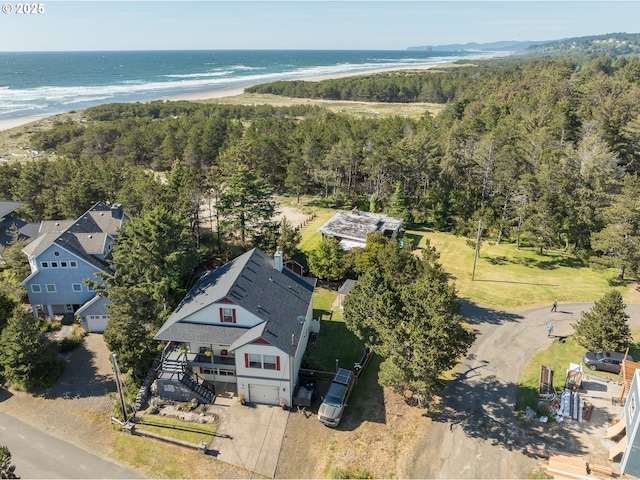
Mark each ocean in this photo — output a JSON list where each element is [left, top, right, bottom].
[[0, 50, 508, 122]]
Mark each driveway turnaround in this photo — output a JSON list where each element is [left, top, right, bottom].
[[411, 302, 640, 479], [209, 395, 289, 478]]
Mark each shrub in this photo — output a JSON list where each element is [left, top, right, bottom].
[[57, 323, 87, 353]]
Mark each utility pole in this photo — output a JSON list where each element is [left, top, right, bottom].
[[111, 353, 129, 423], [472, 219, 483, 281]]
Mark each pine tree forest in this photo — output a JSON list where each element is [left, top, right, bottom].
[[2, 54, 640, 276]]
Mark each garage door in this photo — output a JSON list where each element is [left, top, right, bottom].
[[86, 314, 109, 333], [248, 384, 279, 405]]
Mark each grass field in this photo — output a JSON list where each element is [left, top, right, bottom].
[[406, 229, 626, 309]]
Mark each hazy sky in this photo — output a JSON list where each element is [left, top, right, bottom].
[[1, 1, 639, 51]]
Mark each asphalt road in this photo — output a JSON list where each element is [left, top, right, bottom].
[[0, 411, 141, 479], [410, 301, 640, 479]]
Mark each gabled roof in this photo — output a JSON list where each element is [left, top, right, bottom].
[[0, 201, 25, 220], [75, 294, 111, 317], [0, 201, 39, 249], [318, 208, 403, 244], [154, 248, 316, 357], [22, 202, 127, 272]]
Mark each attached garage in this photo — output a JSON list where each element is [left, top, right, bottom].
[[249, 384, 279, 405], [76, 295, 111, 333], [85, 314, 109, 333]]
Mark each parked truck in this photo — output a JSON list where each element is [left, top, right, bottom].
[[318, 368, 354, 427]]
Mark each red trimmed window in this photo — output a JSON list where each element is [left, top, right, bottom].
[[220, 307, 236, 323], [245, 353, 281, 370]]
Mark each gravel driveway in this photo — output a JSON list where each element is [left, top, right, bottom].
[[411, 301, 640, 478], [45, 333, 117, 414]]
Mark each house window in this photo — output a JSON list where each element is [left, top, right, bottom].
[[248, 353, 262, 368], [51, 262, 58, 268], [70, 261, 78, 268], [54, 251, 60, 256], [41, 262, 49, 268], [218, 369, 235, 377], [220, 307, 236, 323], [87, 284, 96, 292], [72, 284, 83, 292], [31, 284, 41, 293], [46, 284, 56, 293], [263, 355, 277, 370], [60, 261, 68, 268], [245, 353, 280, 370]]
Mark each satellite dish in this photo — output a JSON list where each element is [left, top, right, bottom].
[[297, 316, 306, 324]]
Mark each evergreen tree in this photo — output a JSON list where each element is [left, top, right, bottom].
[[218, 163, 276, 247], [344, 239, 474, 405], [0, 310, 63, 391], [591, 175, 640, 280], [572, 290, 632, 352], [103, 287, 158, 377], [308, 237, 345, 281], [104, 206, 200, 315], [0, 445, 18, 479], [100, 206, 199, 376], [0, 292, 17, 334]]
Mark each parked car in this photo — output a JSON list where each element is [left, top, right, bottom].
[[582, 351, 634, 373]]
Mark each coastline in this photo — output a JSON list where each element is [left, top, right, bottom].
[[165, 62, 444, 101], [0, 62, 446, 132]]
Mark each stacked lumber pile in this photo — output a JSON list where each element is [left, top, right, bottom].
[[546, 454, 613, 479]]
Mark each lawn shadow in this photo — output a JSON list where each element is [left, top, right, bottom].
[[460, 299, 523, 326]]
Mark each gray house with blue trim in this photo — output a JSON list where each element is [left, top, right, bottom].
[[21, 202, 127, 332]]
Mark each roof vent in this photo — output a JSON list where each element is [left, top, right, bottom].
[[297, 316, 306, 324], [88, 234, 93, 239], [291, 334, 296, 345]]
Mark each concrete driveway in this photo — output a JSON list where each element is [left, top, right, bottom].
[[208, 393, 289, 478]]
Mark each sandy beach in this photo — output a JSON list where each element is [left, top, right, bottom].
[[0, 63, 444, 132], [166, 62, 443, 101]]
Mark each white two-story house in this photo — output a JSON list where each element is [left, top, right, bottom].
[[153, 247, 318, 406], [21, 202, 127, 332]]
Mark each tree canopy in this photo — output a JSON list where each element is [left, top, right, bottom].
[[572, 290, 632, 352], [0, 310, 63, 391], [343, 238, 474, 404]]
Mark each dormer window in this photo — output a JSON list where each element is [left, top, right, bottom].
[[220, 307, 236, 323]]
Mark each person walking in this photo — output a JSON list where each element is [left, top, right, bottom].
[[547, 322, 554, 337], [551, 299, 557, 312]]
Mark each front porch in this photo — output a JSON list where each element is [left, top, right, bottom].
[[155, 344, 240, 405]]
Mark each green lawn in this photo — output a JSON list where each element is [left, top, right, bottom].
[[305, 287, 364, 372], [298, 208, 338, 254], [407, 229, 626, 309], [136, 414, 217, 444]]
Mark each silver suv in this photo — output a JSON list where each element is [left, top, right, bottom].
[[582, 351, 633, 373]]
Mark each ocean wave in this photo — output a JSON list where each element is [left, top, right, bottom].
[[0, 51, 509, 120], [164, 70, 234, 79]]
